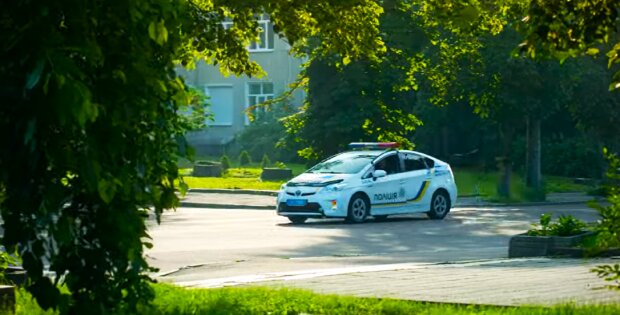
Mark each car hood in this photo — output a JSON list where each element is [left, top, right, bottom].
[[286, 173, 353, 187]]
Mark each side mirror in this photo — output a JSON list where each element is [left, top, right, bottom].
[[373, 170, 387, 180]]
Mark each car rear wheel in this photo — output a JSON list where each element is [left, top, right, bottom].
[[427, 190, 450, 220], [288, 216, 307, 224], [346, 194, 369, 223]]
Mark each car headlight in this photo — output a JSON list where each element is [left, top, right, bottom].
[[280, 183, 287, 191], [322, 184, 346, 193]]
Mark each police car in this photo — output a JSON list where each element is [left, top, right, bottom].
[[276, 142, 457, 224]]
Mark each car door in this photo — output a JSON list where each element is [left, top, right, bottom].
[[400, 152, 432, 212], [367, 153, 406, 215]]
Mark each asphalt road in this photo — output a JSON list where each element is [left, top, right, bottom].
[[146, 203, 602, 284]]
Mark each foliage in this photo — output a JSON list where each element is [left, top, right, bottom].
[[0, 0, 387, 312], [10, 284, 620, 315], [284, 0, 524, 161], [590, 150, 620, 248], [588, 149, 620, 290], [527, 214, 587, 237], [235, 102, 300, 163], [260, 154, 272, 169], [0, 250, 20, 285], [219, 155, 231, 171], [510, 135, 605, 179], [520, 0, 620, 90], [238, 150, 252, 166], [591, 264, 620, 291], [274, 161, 288, 170]]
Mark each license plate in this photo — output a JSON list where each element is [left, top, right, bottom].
[[286, 199, 307, 207]]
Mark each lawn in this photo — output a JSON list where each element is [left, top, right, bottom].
[[180, 160, 593, 200], [453, 168, 593, 201], [10, 284, 620, 315]]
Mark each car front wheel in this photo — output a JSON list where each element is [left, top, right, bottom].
[[427, 190, 450, 220], [346, 194, 369, 223]]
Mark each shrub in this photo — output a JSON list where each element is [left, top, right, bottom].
[[239, 151, 252, 166], [275, 161, 288, 169], [220, 155, 231, 170], [589, 149, 620, 290], [235, 102, 302, 163], [260, 154, 271, 169], [527, 213, 587, 237]]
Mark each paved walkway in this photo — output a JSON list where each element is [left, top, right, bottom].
[[177, 257, 620, 306], [179, 190, 599, 210]]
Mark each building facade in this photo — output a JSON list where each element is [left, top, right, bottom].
[[177, 14, 305, 155]]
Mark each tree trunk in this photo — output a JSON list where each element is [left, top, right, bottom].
[[525, 117, 542, 189]]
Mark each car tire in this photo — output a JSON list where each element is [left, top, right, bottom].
[[346, 194, 369, 223], [427, 190, 450, 220], [288, 216, 307, 224], [374, 215, 388, 222]]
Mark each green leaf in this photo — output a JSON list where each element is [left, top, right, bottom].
[[98, 179, 116, 204], [148, 20, 168, 46], [26, 58, 45, 90]]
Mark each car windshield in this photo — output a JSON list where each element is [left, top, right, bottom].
[[307, 151, 383, 174]]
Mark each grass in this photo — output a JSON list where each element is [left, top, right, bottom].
[[181, 162, 592, 200], [9, 284, 620, 315], [453, 168, 593, 202], [179, 161, 308, 191]]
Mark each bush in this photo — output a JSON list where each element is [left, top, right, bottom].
[[220, 155, 231, 170], [589, 149, 620, 290], [527, 213, 587, 237], [235, 102, 302, 163], [238, 151, 252, 166], [260, 154, 271, 169], [511, 135, 604, 178]]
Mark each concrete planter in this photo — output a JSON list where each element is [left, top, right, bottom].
[[193, 161, 223, 177], [508, 232, 593, 258], [261, 168, 293, 181], [4, 267, 27, 286]]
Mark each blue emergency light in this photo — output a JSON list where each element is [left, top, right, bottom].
[[348, 142, 400, 150]]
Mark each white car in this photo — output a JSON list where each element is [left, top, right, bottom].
[[276, 142, 457, 224]]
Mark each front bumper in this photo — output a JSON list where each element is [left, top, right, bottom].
[[276, 190, 348, 218]]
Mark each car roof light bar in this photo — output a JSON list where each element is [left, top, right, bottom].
[[348, 142, 400, 150]]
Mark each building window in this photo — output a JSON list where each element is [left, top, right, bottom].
[[205, 85, 234, 126], [249, 14, 274, 51], [246, 82, 274, 124]]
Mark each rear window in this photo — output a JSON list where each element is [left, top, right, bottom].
[[402, 153, 428, 171], [307, 152, 381, 174]]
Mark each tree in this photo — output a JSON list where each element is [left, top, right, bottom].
[[519, 1, 620, 88], [0, 0, 384, 312], [520, 0, 620, 289], [285, 0, 521, 161], [457, 25, 573, 199]]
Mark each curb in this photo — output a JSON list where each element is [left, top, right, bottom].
[[189, 188, 278, 196], [180, 201, 275, 210], [455, 199, 601, 208], [181, 190, 601, 210]]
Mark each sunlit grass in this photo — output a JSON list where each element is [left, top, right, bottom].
[[9, 285, 620, 315], [178, 159, 592, 201], [453, 168, 592, 201]]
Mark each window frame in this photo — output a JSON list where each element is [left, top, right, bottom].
[[205, 84, 235, 127], [245, 81, 275, 125], [248, 14, 275, 52]]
